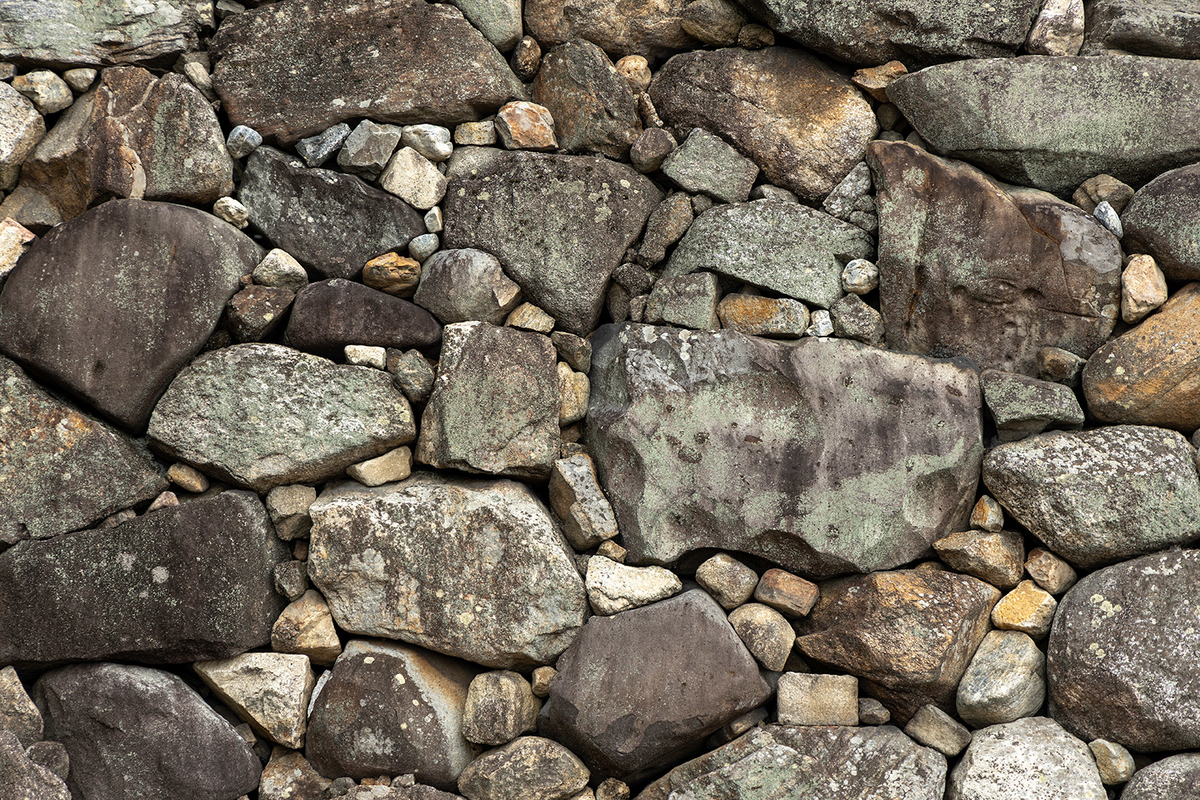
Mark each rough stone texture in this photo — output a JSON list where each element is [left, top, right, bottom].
[[1121, 254, 1168, 324], [644, 272, 720, 331], [1082, 0, 1200, 59], [753, 569, 819, 618], [946, 717, 1106, 800], [495, 101, 558, 152], [540, 589, 771, 781], [0, 730, 69, 800], [549, 454, 619, 550], [777, 673, 858, 726], [981, 369, 1085, 442], [451, 0, 522, 51], [665, 201, 874, 310], [272, 590, 342, 667], [932, 530, 1024, 590], [638, 192, 693, 267], [0, 82, 43, 193], [0, 490, 287, 667], [238, 147, 425, 281], [1026, 0, 1085, 55], [1073, 174, 1134, 215], [886, 56, 1200, 195], [443, 151, 661, 335], [533, 40, 640, 160], [982, 426, 1200, 567], [259, 748, 331, 800], [148, 344, 416, 492], [588, 324, 983, 577], [1047, 549, 1200, 752], [992, 580, 1057, 639], [0, 667, 41, 747], [194, 652, 315, 749], [868, 141, 1120, 375], [659, 128, 758, 204], [416, 323, 559, 480], [224, 285, 294, 343], [347, 446, 412, 487], [728, 603, 794, 671], [0, 355, 167, 543], [904, 705, 971, 757], [956, 630, 1045, 728], [830, 293, 885, 345], [457, 737, 590, 800], [337, 121, 402, 179], [0, 218, 36, 283], [694, 554, 758, 611], [462, 671, 539, 747], [0, 199, 259, 432], [212, 0, 524, 145], [1088, 739, 1134, 785], [35, 662, 261, 800], [585, 556, 682, 616], [649, 47, 877, 200], [305, 639, 481, 790], [414, 249, 523, 326], [1120, 753, 1200, 800], [796, 569, 999, 723], [636, 725, 947, 800], [1024, 548, 1077, 595], [523, 0, 698, 58], [717, 294, 809, 338], [380, 147, 448, 211], [308, 473, 587, 669], [254, 248, 309, 292], [1083, 282, 1200, 430], [388, 349, 437, 404], [284, 279, 442, 359]]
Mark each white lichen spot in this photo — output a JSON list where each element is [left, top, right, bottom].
[[118, 552, 137, 571], [363, 656, 375, 664], [151, 566, 169, 584], [393, 673, 406, 685], [457, 611, 475, 626]]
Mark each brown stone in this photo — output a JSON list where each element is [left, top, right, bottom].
[[533, 40, 640, 160], [271, 590, 342, 667], [752, 568, 819, 618], [933, 529, 1025, 589], [363, 253, 421, 298], [223, 285, 294, 342], [1073, 174, 1134, 215], [495, 101, 558, 151], [992, 580, 1057, 638], [523, 0, 698, 58], [852, 61, 909, 102]]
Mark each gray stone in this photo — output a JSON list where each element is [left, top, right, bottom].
[[695, 554, 758, 611], [462, 671, 540, 747], [717, 295, 809, 339], [402, 124, 454, 162], [284, 279, 442, 359], [274, 560, 309, 602], [295, 123, 350, 167], [840, 258, 879, 295], [1047, 549, 1200, 751], [451, 0, 522, 51], [1082, 0, 1200, 59], [823, 162, 872, 220], [414, 249, 523, 325], [644, 272, 720, 331], [904, 705, 972, 757], [540, 589, 771, 781], [1038, 347, 1087, 387], [381, 147, 448, 211], [868, 141, 1121, 376], [1123, 162, 1200, 281], [858, 699, 891, 726], [629, 127, 676, 173], [549, 454, 619, 550], [588, 325, 983, 577], [982, 425, 1200, 568], [551, 332, 592, 373], [308, 473, 587, 668], [0, 82, 42, 192], [223, 285, 294, 342], [532, 40, 641, 160], [523, 0, 697, 58], [457, 737, 589, 800], [585, 557, 681, 616], [306, 639, 481, 790], [253, 248, 309, 292], [1120, 753, 1200, 800], [660, 128, 758, 204], [148, 343, 416, 492], [266, 484, 316, 541], [23, 739, 69, 785], [408, 234, 439, 263], [0, 667, 40, 747], [886, 56, 1200, 195], [1025, 548, 1077, 596], [238, 146, 424, 281], [1092, 200, 1122, 238], [0, 731, 69, 800], [829, 293, 884, 345], [226, 124, 262, 159], [443, 151, 661, 335], [947, 717, 1105, 800], [259, 748, 331, 800], [337, 121, 402, 179], [387, 348, 437, 403], [728, 603, 794, 672], [933, 530, 1024, 590], [346, 446, 412, 487], [194, 652, 316, 750], [637, 193, 693, 266], [981, 369, 1085, 442]]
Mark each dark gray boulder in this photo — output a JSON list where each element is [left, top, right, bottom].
[[1123, 162, 1200, 281], [1119, 753, 1200, 800], [532, 40, 641, 160], [1082, 0, 1200, 59], [285, 279, 442, 358]]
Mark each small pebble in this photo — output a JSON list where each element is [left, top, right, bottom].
[[212, 196, 249, 229], [99, 509, 136, 528], [346, 446, 413, 487], [852, 61, 908, 102], [380, 147, 447, 210], [595, 540, 626, 563], [615, 55, 652, 95], [344, 345, 387, 369], [830, 293, 884, 345], [841, 258, 879, 295], [557, 362, 589, 426], [386, 348, 436, 403], [992, 579, 1058, 638], [337, 120, 401, 178], [728, 603, 794, 671], [167, 462, 209, 493], [62, 68, 97, 93], [595, 778, 630, 800], [495, 101, 558, 151], [407, 233, 439, 263], [1024, 547, 1078, 595], [904, 704, 972, 757], [295, 123, 351, 167], [1089, 739, 1136, 785], [226, 125, 263, 159], [858, 698, 891, 725], [629, 128, 677, 174], [266, 484, 317, 540], [510, 36, 542, 81], [401, 124, 453, 162], [424, 206, 443, 233], [362, 252, 421, 297], [11, 70, 73, 114], [253, 248, 308, 292], [971, 495, 1005, 531], [695, 553, 758, 610], [1037, 346, 1087, 387], [1121, 253, 1168, 324], [956, 629, 1045, 728], [455, 120, 497, 146], [274, 560, 309, 601], [753, 568, 819, 617], [531, 666, 556, 698], [182, 61, 217, 101], [1093, 200, 1123, 238], [147, 491, 179, 512], [805, 309, 834, 337], [749, 184, 797, 202]]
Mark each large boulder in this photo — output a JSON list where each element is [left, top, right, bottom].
[[1081, 0, 1200, 59], [886, 56, 1200, 195], [523, 0, 697, 58], [867, 141, 1120, 375], [649, 47, 877, 200], [211, 0, 525, 145], [1123, 163, 1200, 281], [540, 589, 771, 782], [0, 199, 260, 432], [148, 344, 416, 492], [0, 491, 288, 667], [532, 40, 641, 160], [1047, 549, 1200, 751], [34, 663, 261, 800], [946, 717, 1105, 800], [442, 151, 661, 335], [308, 473, 587, 669], [587, 324, 983, 578], [285, 279, 442, 359], [0, 356, 166, 544]]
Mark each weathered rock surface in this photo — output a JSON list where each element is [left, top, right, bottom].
[[0, 199, 259, 431], [413, 249, 523, 326], [588, 324, 983, 577], [540, 589, 771, 781], [1082, 0, 1200, 59], [451, 0, 523, 51], [1047, 549, 1200, 751], [0, 356, 167, 543], [0, 667, 41, 747], [238, 147, 425, 281], [284, 279, 442, 359], [272, 590, 342, 667], [259, 748, 331, 800], [457, 737, 589, 800], [886, 56, 1200, 195], [148, 344, 416, 492], [443, 151, 661, 335], [947, 717, 1105, 800], [650, 47, 876, 199], [308, 473, 587, 669], [194, 652, 316, 749], [932, 530, 1024, 589], [1123, 161, 1200, 281], [981, 369, 1085, 442], [1120, 753, 1200, 800], [211, 0, 525, 144], [524, 0, 698, 58], [982, 426, 1200, 567], [0, 82, 43, 193], [462, 671, 539, 747], [0, 730, 69, 800], [35, 662, 261, 800], [532, 40, 641, 160], [956, 630, 1045, 728], [585, 556, 682, 616], [867, 141, 1121, 375]]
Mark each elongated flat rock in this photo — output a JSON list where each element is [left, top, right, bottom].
[[524, 0, 697, 58], [588, 324, 983, 577], [148, 344, 415, 492]]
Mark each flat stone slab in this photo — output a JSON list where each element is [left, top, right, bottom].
[[1082, 0, 1200, 59]]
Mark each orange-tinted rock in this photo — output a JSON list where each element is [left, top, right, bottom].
[[495, 101, 558, 151], [363, 253, 421, 298]]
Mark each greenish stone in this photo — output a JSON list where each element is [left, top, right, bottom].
[[1123, 162, 1200, 280], [956, 630, 1045, 728], [660, 128, 758, 204], [1082, 0, 1200, 59], [980, 369, 1085, 442]]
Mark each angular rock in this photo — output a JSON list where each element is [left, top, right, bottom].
[[361, 253, 420, 298], [35, 663, 261, 800], [0, 198, 259, 431], [308, 473, 587, 668], [971, 496, 1004, 532], [1082, 0, 1200, 59], [416, 322, 560, 480], [886, 56, 1200, 195], [1121, 254, 1168, 323], [0, 730, 69, 800], [296, 123, 350, 168], [992, 580, 1057, 639], [462, 671, 539, 747], [1073, 173, 1134, 215], [380, 147, 448, 211], [666, 201, 873, 310], [585, 556, 681, 616], [532, 40, 641, 160], [0, 356, 167, 543], [266, 484, 316, 541], [457, 120, 499, 146], [194, 652, 315, 749], [637, 193, 693, 266], [409, 232, 440, 262], [523, 0, 698, 58], [443, 151, 661, 335], [717, 294, 808, 338], [650, 47, 876, 199], [0, 667, 40, 747], [413, 249, 523, 325], [1047, 549, 1200, 751], [450, 0, 522, 51], [933, 530, 1024, 589], [559, 362, 589, 425], [212, 0, 524, 144], [254, 248, 309, 292], [904, 705, 971, 757], [947, 717, 1105, 800], [506, 301, 555, 333], [540, 589, 771, 781], [458, 737, 589, 800], [347, 446, 412, 487], [238, 147, 425, 281], [260, 748, 332, 800], [149, 344, 415, 492], [1024, 548, 1077, 595], [338, 121, 402, 179], [589, 325, 983, 577], [1026, 0, 1085, 56], [644, 272, 720, 331], [868, 141, 1121, 375], [956, 630, 1045, 728], [659, 128, 757, 204], [549, 455, 619, 550], [223, 285, 293, 342], [728, 604, 794, 672], [680, 0, 745, 46], [981, 369, 1085, 442], [796, 569, 999, 723], [982, 425, 1200, 567], [0, 217, 36, 283], [695, 554, 758, 611], [11, 71, 75, 116], [0, 490, 287, 667], [1038, 347, 1087, 387], [387, 348, 437, 404], [305, 639, 481, 789], [272, 590, 342, 667], [1120, 753, 1200, 800], [753, 569, 818, 618], [776, 673, 858, 726], [830, 294, 884, 345], [284, 279, 442, 359], [1123, 163, 1200, 281], [629, 127, 676, 173], [495, 101, 557, 151], [0, 82, 42, 192]]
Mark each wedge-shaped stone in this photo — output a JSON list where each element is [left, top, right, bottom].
[[285, 279, 442, 359], [532, 40, 641, 160], [457, 737, 589, 800], [148, 344, 415, 492], [0, 730, 69, 800], [0, 491, 288, 668], [194, 653, 316, 750], [588, 324, 983, 577], [0, 82, 43, 193], [308, 473, 587, 669], [272, 590, 342, 667]]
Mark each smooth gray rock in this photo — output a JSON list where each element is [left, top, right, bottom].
[[451, 0, 522, 51], [1123, 162, 1200, 281], [665, 201, 874, 309], [1047, 549, 1200, 751], [413, 249, 523, 325], [980, 369, 1085, 442], [0, 82, 43, 192], [532, 39, 641, 160], [588, 324, 983, 577], [1119, 753, 1200, 800], [284, 279, 443, 359], [659, 128, 758, 204], [0, 731, 69, 800], [956, 630, 1044, 728], [148, 344, 415, 492], [1082, 0, 1200, 59], [904, 705, 972, 757], [457, 737, 589, 800], [947, 717, 1105, 800], [308, 473, 587, 669], [983, 426, 1200, 567], [887, 56, 1200, 195]]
